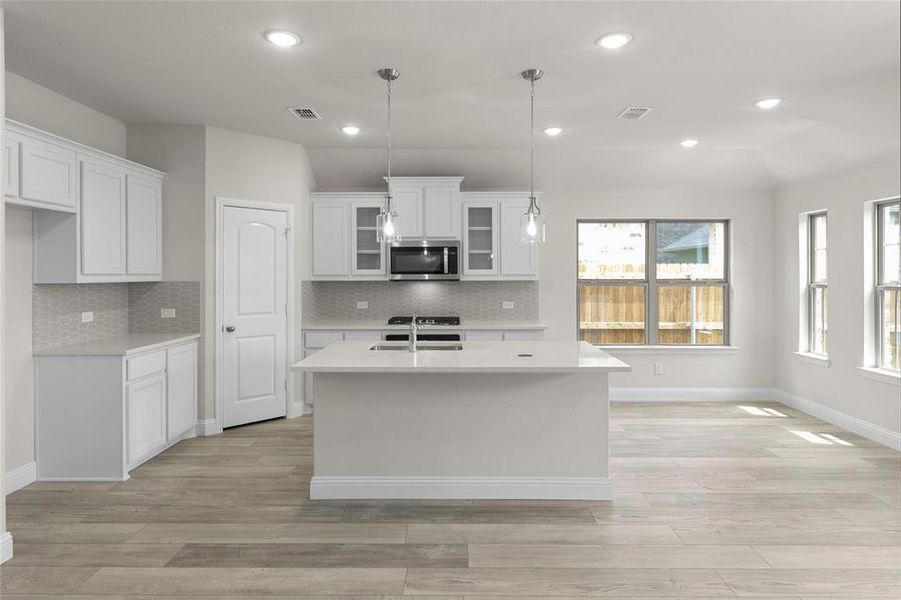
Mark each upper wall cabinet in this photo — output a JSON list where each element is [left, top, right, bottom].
[[311, 197, 350, 280], [461, 193, 539, 281], [5, 120, 166, 283], [387, 177, 463, 240]]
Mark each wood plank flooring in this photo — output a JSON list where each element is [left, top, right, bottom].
[[2, 401, 899, 598]]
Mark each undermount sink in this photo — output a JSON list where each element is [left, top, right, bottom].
[[370, 344, 464, 351]]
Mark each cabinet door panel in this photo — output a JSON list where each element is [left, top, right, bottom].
[[20, 137, 77, 209], [81, 160, 127, 276], [312, 201, 349, 278], [503, 330, 544, 341], [4, 134, 19, 199], [351, 199, 385, 275], [167, 343, 197, 441], [392, 187, 423, 238], [127, 373, 166, 466], [463, 198, 498, 277], [499, 198, 539, 279], [424, 186, 460, 238], [127, 174, 162, 276]]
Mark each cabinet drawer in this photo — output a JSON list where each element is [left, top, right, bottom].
[[343, 330, 385, 342], [503, 330, 544, 342], [127, 350, 167, 381], [465, 330, 504, 341], [304, 331, 344, 349]]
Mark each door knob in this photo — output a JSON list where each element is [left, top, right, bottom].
[[225, 325, 236, 332]]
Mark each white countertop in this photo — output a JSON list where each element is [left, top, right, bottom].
[[34, 333, 201, 357], [292, 340, 631, 373], [302, 321, 547, 331]]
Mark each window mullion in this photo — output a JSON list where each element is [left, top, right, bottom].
[[647, 220, 657, 345]]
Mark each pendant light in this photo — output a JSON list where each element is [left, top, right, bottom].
[[376, 67, 401, 243], [521, 68, 546, 244]]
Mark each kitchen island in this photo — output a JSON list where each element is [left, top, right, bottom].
[[292, 341, 630, 500]]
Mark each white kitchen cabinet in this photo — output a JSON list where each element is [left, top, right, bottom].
[[351, 197, 386, 277], [392, 186, 424, 238], [424, 185, 461, 238], [499, 196, 539, 280], [18, 134, 78, 211], [36, 337, 199, 480], [127, 174, 163, 276], [126, 372, 167, 467], [80, 159, 127, 276], [388, 177, 463, 240], [311, 199, 350, 279], [4, 131, 19, 199], [464, 330, 504, 341], [462, 197, 498, 278], [9, 120, 165, 283], [167, 343, 198, 441]]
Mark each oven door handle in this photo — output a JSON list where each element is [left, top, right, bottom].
[[443, 247, 449, 274]]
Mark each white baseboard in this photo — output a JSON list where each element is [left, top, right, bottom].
[[195, 418, 221, 437], [310, 476, 613, 500], [4, 461, 37, 495], [287, 401, 310, 418], [0, 532, 12, 563], [611, 387, 776, 402], [774, 389, 901, 451]]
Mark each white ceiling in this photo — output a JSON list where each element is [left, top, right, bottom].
[[4, 1, 899, 188]]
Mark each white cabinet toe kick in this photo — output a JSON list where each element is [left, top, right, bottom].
[[35, 338, 199, 481]]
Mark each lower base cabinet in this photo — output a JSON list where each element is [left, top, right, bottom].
[[37, 339, 198, 480]]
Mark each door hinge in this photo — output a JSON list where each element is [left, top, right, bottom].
[[284, 227, 292, 238], [284, 379, 288, 391]]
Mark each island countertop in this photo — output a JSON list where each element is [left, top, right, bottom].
[[292, 340, 631, 373]]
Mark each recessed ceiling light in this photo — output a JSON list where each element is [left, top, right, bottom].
[[680, 139, 699, 148], [264, 30, 301, 48], [596, 32, 633, 49], [543, 127, 563, 137], [754, 97, 783, 109], [341, 125, 361, 136]]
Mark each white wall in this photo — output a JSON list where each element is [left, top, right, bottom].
[[204, 126, 315, 420], [775, 153, 901, 434], [3, 72, 127, 481]]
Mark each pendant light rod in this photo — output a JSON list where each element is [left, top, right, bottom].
[[521, 68, 543, 213], [378, 68, 400, 205]]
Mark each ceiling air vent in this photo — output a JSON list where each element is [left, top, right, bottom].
[[288, 107, 322, 120], [616, 106, 653, 120]]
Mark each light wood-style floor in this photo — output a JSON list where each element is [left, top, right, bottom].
[[2, 401, 900, 598]]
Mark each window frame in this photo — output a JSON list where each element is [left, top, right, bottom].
[[875, 198, 900, 372], [576, 218, 731, 347], [807, 212, 828, 356]]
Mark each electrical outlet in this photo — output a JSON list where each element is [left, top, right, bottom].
[[160, 308, 176, 319], [81, 311, 94, 323], [653, 361, 663, 375], [502, 301, 515, 310], [356, 301, 369, 310]]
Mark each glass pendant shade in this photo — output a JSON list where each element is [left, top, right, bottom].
[[376, 208, 401, 243], [521, 210, 546, 244]]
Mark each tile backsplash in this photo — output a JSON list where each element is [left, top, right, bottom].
[[33, 284, 129, 351], [130, 281, 202, 334], [302, 280, 539, 323], [33, 281, 202, 351]]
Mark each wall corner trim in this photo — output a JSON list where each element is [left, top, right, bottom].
[[0, 532, 13, 564], [4, 462, 37, 495], [195, 418, 221, 437]]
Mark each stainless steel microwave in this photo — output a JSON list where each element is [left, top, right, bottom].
[[389, 240, 460, 281]]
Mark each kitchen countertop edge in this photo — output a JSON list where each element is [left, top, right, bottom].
[[34, 333, 202, 357], [302, 322, 548, 331]]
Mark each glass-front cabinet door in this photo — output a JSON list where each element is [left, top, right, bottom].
[[462, 197, 498, 277], [351, 198, 386, 276]]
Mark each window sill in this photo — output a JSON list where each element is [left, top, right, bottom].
[[794, 351, 830, 367], [600, 345, 739, 355], [858, 367, 901, 386]]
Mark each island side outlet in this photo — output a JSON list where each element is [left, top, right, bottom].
[[293, 338, 630, 500]]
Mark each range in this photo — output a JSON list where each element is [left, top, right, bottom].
[[387, 316, 461, 326]]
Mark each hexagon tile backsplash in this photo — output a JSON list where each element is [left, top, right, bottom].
[[301, 280, 539, 323], [33, 282, 202, 351]]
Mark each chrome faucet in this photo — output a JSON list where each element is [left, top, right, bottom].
[[409, 315, 418, 353]]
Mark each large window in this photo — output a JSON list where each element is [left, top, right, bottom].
[[876, 200, 900, 371], [578, 220, 729, 346], [807, 212, 828, 356]]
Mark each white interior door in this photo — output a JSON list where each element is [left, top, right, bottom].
[[222, 205, 288, 428]]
